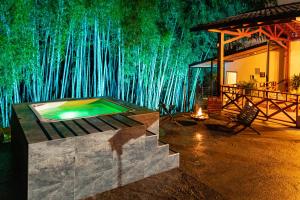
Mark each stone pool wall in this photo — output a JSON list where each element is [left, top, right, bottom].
[[12, 98, 179, 200]]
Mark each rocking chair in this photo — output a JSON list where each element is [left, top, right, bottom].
[[205, 102, 260, 135], [159, 102, 182, 126]]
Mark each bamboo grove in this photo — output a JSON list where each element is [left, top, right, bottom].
[[0, 0, 272, 127]]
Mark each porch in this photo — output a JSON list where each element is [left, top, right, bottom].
[[189, 2, 300, 128]]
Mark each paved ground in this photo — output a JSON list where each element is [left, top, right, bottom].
[[158, 114, 300, 200], [1, 114, 300, 200]]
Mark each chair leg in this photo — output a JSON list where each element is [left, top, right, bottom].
[[249, 126, 261, 135], [230, 123, 241, 129], [173, 120, 183, 126], [233, 126, 247, 135], [233, 126, 260, 135], [161, 116, 171, 122]]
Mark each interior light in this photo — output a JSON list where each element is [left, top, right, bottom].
[[59, 111, 79, 119], [296, 17, 300, 22]]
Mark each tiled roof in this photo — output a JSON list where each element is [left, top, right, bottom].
[[191, 2, 300, 31]]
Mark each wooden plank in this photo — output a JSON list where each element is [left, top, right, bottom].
[[97, 115, 128, 129], [111, 114, 142, 127], [13, 104, 50, 143], [85, 117, 114, 131], [51, 122, 76, 138], [62, 120, 87, 136], [39, 122, 62, 140], [73, 119, 99, 134]]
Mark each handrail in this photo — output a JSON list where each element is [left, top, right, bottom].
[[222, 85, 300, 103], [221, 85, 300, 127], [222, 85, 300, 96]]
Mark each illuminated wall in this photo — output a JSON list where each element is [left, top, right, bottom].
[[289, 40, 300, 78], [225, 50, 282, 84]]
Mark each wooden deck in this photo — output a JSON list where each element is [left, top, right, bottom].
[[12, 97, 156, 144], [37, 115, 143, 140]]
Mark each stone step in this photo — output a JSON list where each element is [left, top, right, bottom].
[[145, 131, 158, 152], [151, 141, 179, 174], [160, 141, 180, 170], [144, 142, 170, 178], [164, 151, 180, 171]]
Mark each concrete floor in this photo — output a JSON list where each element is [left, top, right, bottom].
[[158, 114, 300, 200], [1, 114, 300, 200]]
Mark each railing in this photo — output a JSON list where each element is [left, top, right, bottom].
[[221, 85, 300, 127], [258, 81, 277, 91]]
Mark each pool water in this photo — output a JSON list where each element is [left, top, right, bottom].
[[33, 98, 130, 121]]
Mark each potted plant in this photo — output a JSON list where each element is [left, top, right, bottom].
[[291, 74, 300, 94], [237, 80, 256, 95]]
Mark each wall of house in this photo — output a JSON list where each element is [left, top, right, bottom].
[[224, 50, 283, 85], [289, 40, 300, 78]]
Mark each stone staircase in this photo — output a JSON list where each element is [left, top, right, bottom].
[[144, 131, 179, 178]]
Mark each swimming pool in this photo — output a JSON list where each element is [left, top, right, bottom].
[[29, 98, 132, 122]]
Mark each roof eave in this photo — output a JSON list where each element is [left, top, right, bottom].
[[190, 13, 299, 32]]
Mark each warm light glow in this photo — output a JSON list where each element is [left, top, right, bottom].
[[226, 71, 237, 85], [257, 22, 264, 25], [196, 133, 203, 141], [196, 107, 203, 117], [191, 106, 208, 120], [296, 17, 300, 21]]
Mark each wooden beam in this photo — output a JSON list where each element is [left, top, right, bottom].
[[284, 41, 290, 91], [292, 20, 300, 24], [260, 29, 288, 48], [217, 32, 224, 96], [208, 29, 241, 36], [224, 35, 245, 44], [286, 23, 297, 33], [224, 29, 260, 44], [266, 41, 270, 84], [211, 25, 289, 48]]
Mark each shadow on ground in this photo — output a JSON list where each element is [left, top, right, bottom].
[[94, 168, 224, 200]]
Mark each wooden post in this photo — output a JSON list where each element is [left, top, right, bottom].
[[217, 32, 224, 96], [210, 59, 213, 96], [266, 40, 270, 87], [284, 41, 290, 92], [296, 95, 300, 128], [187, 66, 191, 112]]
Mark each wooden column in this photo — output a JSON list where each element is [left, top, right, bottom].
[[284, 41, 290, 92], [266, 40, 271, 85], [210, 60, 213, 96], [187, 66, 191, 112], [217, 32, 224, 96]]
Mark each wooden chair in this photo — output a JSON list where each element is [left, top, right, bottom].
[[205, 102, 260, 135], [207, 96, 223, 117], [159, 102, 182, 126]]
